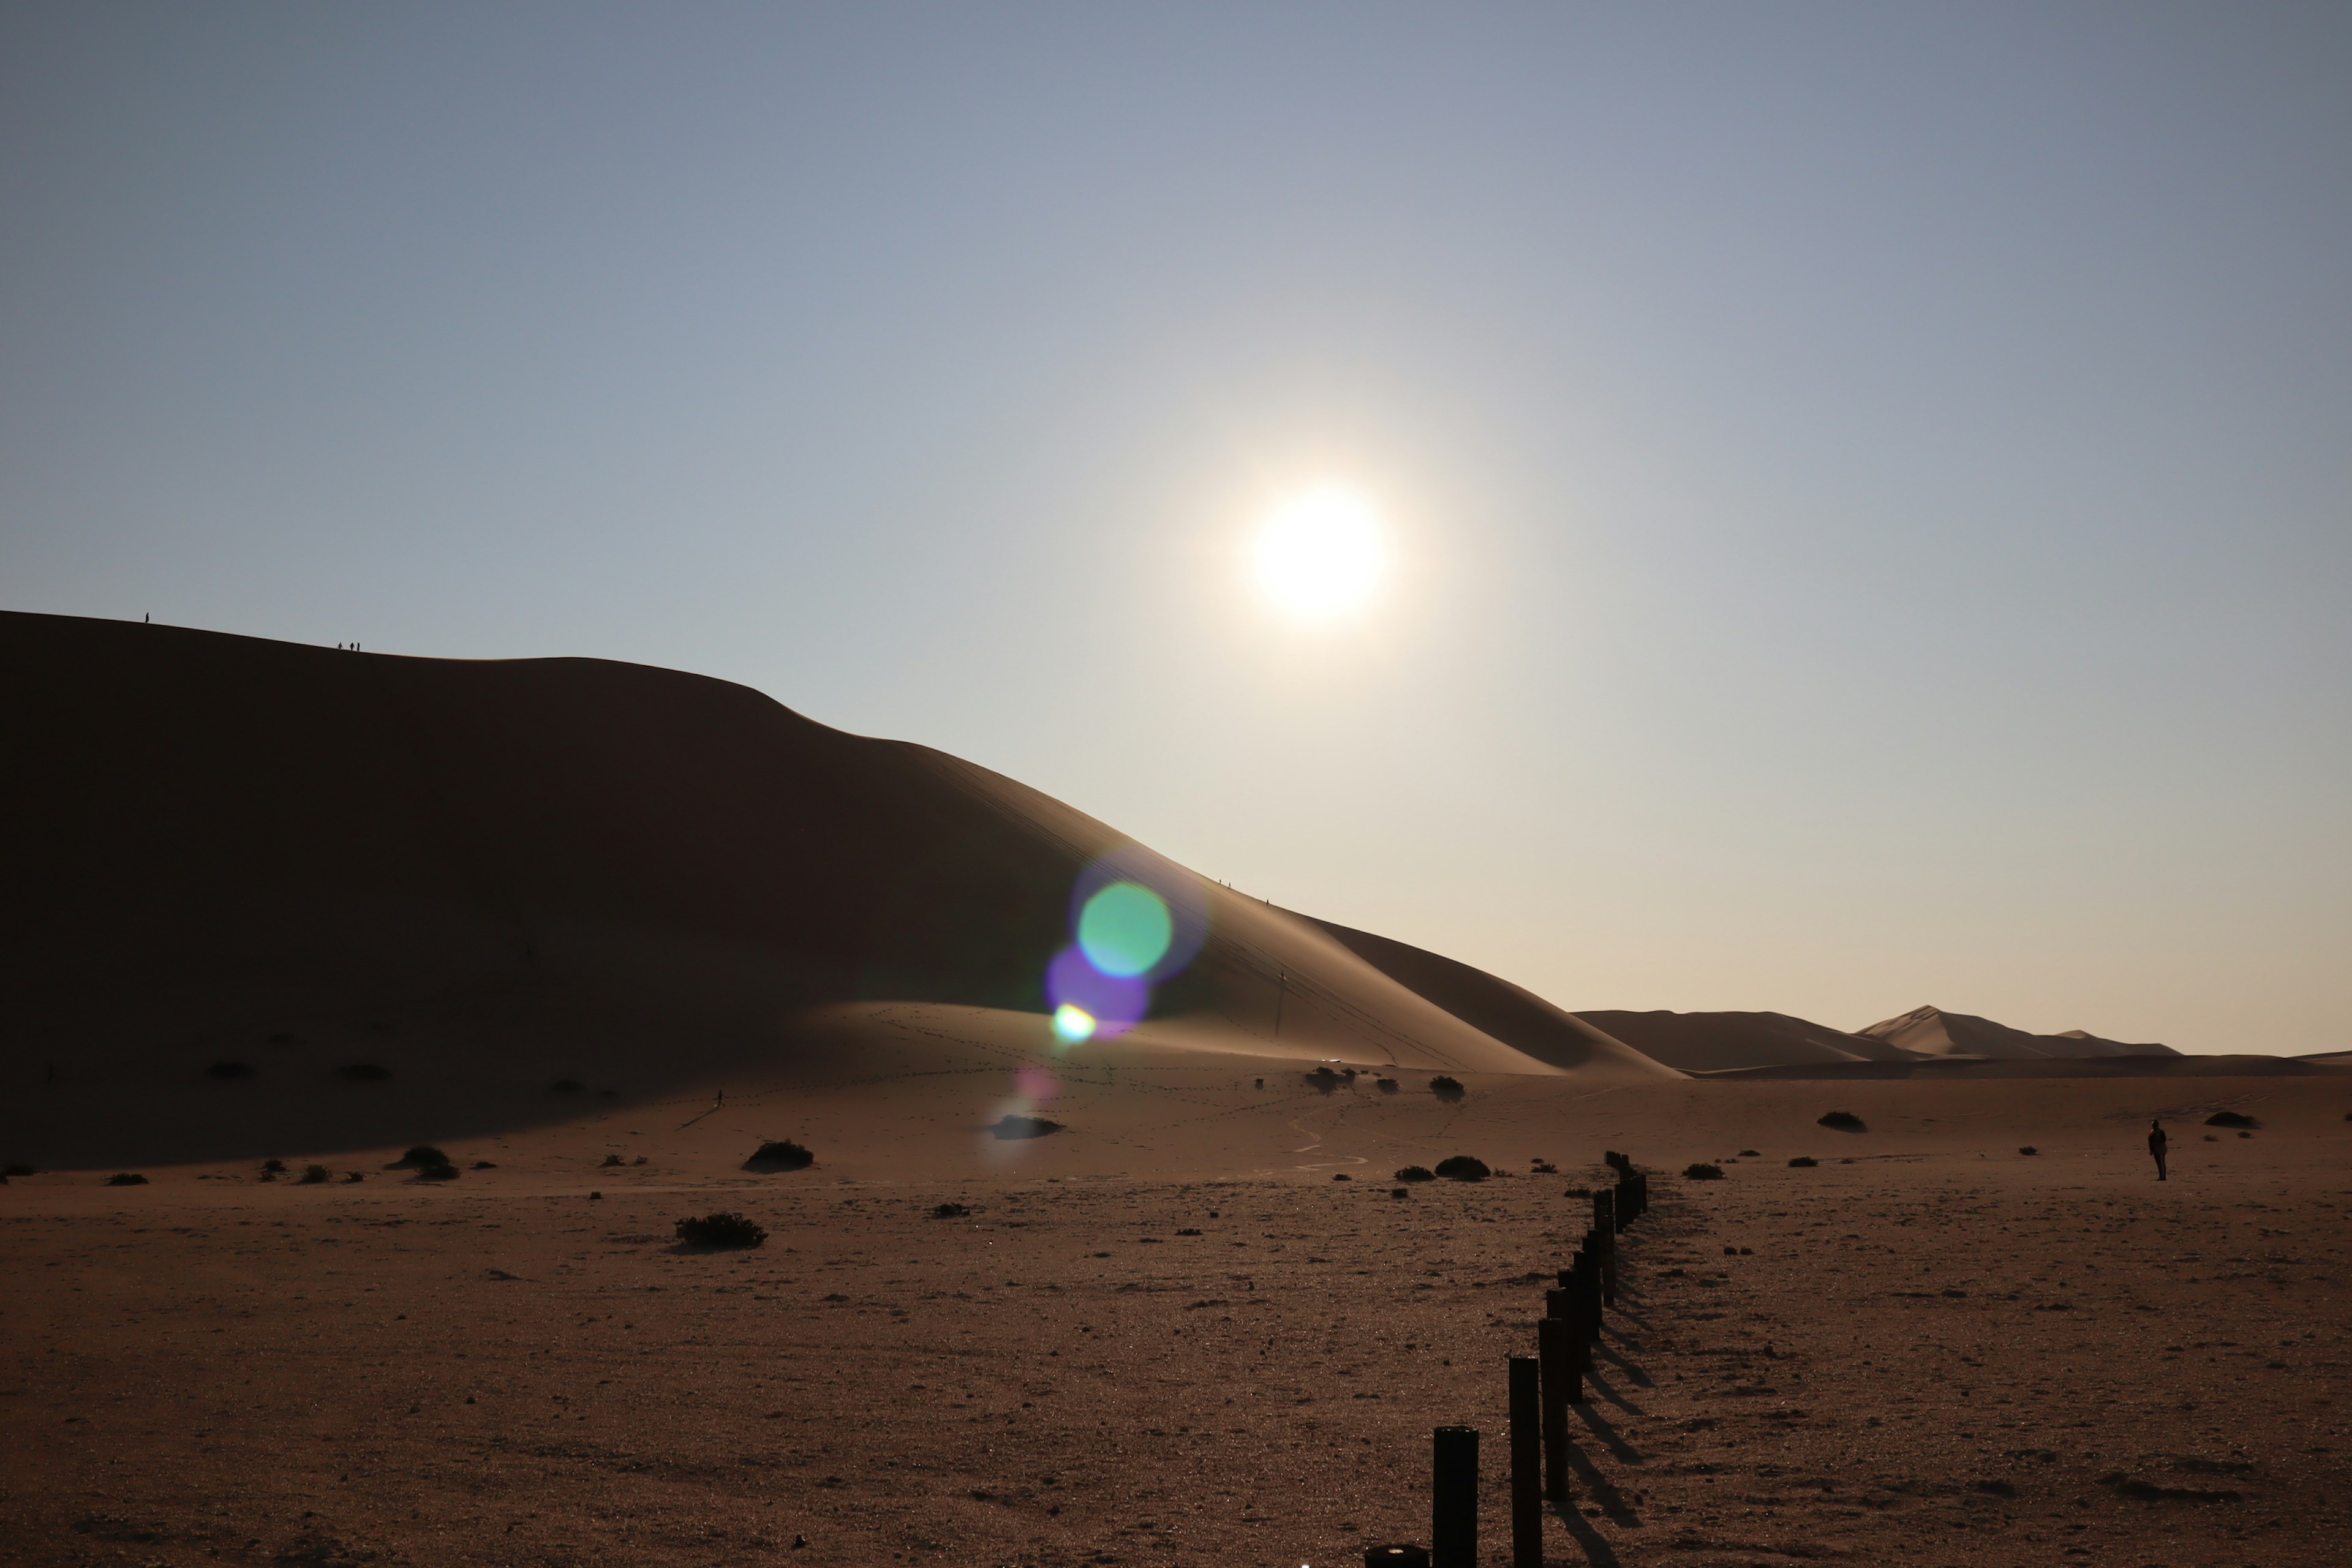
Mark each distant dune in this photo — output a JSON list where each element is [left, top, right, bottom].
[[1571, 1009, 1921, 1073], [0, 612, 1673, 1162], [1855, 1003, 2176, 1060]]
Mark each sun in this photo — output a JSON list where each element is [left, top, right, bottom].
[[1252, 486, 1385, 619]]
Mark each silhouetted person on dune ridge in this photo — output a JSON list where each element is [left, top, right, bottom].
[[2149, 1117, 2168, 1181]]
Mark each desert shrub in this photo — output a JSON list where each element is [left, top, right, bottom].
[[1332, 1172, 1352, 1182], [745, 1139, 815, 1169], [1684, 1163, 1725, 1180], [676, 1211, 766, 1248], [299, 1164, 330, 1184], [107, 1172, 148, 1186], [396, 1145, 450, 1167], [991, 1115, 1062, 1141], [261, 1158, 285, 1172], [2204, 1111, 2258, 1129], [932, 1202, 970, 1218], [631, 1156, 647, 1164], [2019, 1146, 2040, 1156], [1787, 1156, 1817, 1167], [336, 1063, 391, 1082], [1394, 1165, 1435, 1182], [1817, 1110, 1865, 1131], [601, 1153, 624, 1167], [1429, 1076, 1464, 1101], [341, 1170, 365, 1183], [471, 1160, 496, 1169], [1738, 1149, 1759, 1157], [1306, 1066, 1342, 1093], [415, 1161, 459, 1181], [1434, 1155, 1490, 1182], [549, 1079, 584, 1093], [1376, 1077, 1399, 1093]]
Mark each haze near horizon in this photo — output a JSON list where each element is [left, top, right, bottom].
[[3, 3, 2346, 1053]]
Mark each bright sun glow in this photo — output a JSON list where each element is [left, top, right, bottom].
[[1253, 486, 1385, 619]]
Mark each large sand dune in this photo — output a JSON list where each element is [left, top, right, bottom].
[[0, 612, 1668, 1166]]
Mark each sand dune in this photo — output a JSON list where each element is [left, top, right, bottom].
[[0, 612, 1669, 1166], [1858, 1002, 2177, 1060], [1571, 1008, 1921, 1072]]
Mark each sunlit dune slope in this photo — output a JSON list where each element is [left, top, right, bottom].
[[1304, 919, 1672, 1077], [1857, 1003, 2177, 1060], [1570, 1009, 1923, 1072], [0, 612, 1657, 1161]]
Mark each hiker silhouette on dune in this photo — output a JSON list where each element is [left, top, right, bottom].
[[2148, 1117, 2168, 1182]]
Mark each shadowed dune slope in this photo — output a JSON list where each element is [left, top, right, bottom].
[[1572, 1009, 1923, 1072], [1858, 1003, 2177, 1060], [1305, 919, 1673, 1077], [1, 613, 1660, 1150]]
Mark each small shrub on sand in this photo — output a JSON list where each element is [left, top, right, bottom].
[[1787, 1156, 1817, 1167], [676, 1211, 766, 1248], [262, 1159, 286, 1172], [1434, 1155, 1490, 1182], [1684, 1163, 1725, 1180], [2019, 1146, 2040, 1156], [396, 1145, 450, 1167], [1394, 1165, 1435, 1182], [601, 1153, 625, 1167], [1306, 1066, 1343, 1093], [1376, 1077, 1399, 1093], [1429, 1076, 1464, 1101], [932, 1202, 970, 1218], [471, 1160, 497, 1169], [336, 1063, 391, 1082], [342, 1170, 365, 1183], [299, 1164, 330, 1184], [107, 1172, 148, 1186], [990, 1115, 1064, 1141], [2204, 1111, 2258, 1129], [206, 1060, 257, 1080], [1561, 1185, 1591, 1198], [1531, 1159, 1557, 1174], [745, 1139, 815, 1169], [549, 1079, 584, 1093], [415, 1161, 459, 1181], [1738, 1149, 1760, 1157], [1332, 1172, 1352, 1181], [1818, 1110, 1866, 1131]]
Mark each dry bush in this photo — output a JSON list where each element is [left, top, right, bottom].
[[676, 1211, 766, 1248]]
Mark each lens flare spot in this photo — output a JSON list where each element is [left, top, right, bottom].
[[1052, 1004, 1098, 1044], [1077, 881, 1174, 978]]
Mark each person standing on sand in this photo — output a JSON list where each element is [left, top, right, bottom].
[[2149, 1117, 2168, 1181]]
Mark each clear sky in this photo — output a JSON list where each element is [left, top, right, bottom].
[[5, 4, 2346, 1052]]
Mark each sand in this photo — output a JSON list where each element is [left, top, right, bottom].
[[7, 1061, 2349, 1568]]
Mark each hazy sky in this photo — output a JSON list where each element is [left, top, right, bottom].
[[6, 4, 2346, 1052]]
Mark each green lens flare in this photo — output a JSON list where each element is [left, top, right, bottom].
[[1077, 881, 1173, 978]]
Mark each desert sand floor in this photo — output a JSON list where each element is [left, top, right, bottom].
[[5, 1072, 2349, 1568]]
